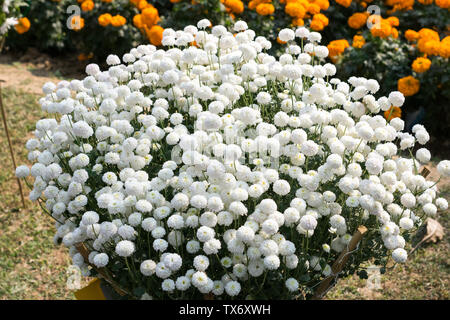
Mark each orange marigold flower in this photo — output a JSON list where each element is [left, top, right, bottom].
[[101, 0, 113, 3], [439, 37, 450, 57], [298, 0, 310, 6], [313, 13, 329, 26], [71, 16, 85, 31], [439, 43, 450, 58], [442, 36, 450, 44], [129, 0, 140, 6], [388, 0, 414, 10], [435, 0, 450, 8], [141, 7, 160, 27], [327, 39, 350, 57], [423, 40, 441, 55], [310, 19, 324, 31], [405, 29, 419, 41], [249, 0, 272, 9], [133, 14, 144, 28], [335, 0, 352, 8], [170, 0, 182, 3], [146, 25, 164, 46], [315, 0, 330, 10], [386, 16, 399, 27], [111, 15, 127, 27], [277, 37, 287, 44], [138, 0, 152, 10], [384, 106, 402, 121], [412, 57, 431, 73], [248, 0, 259, 10], [81, 0, 94, 11], [224, 0, 244, 14], [397, 76, 420, 96], [418, 28, 440, 41], [370, 18, 392, 38], [98, 13, 113, 27], [292, 17, 305, 26], [78, 53, 94, 61], [285, 3, 306, 18], [256, 3, 275, 15], [307, 3, 321, 14], [352, 35, 365, 48], [347, 12, 368, 29], [15, 17, 31, 34], [391, 27, 398, 38]]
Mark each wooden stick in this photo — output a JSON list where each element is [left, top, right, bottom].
[[312, 225, 368, 299], [75, 242, 128, 296], [420, 167, 430, 178], [0, 80, 26, 209]]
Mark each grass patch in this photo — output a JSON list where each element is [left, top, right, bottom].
[[0, 87, 76, 299]]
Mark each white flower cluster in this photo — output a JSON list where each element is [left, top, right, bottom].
[[16, 19, 449, 299]]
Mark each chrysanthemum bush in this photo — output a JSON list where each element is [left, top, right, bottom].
[[16, 19, 450, 299]]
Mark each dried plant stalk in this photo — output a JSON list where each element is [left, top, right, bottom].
[[420, 167, 430, 178], [313, 225, 368, 299], [0, 81, 26, 209]]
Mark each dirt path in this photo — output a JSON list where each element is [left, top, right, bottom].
[[0, 63, 61, 95], [0, 50, 83, 95]]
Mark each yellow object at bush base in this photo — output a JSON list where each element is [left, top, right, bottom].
[[74, 278, 106, 300]]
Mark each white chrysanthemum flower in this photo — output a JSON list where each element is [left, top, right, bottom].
[[93, 253, 109, 268], [278, 29, 295, 42], [193, 255, 209, 271], [392, 248, 407, 263], [225, 280, 241, 296], [299, 215, 318, 231], [437, 160, 450, 177], [115, 240, 135, 257], [176, 276, 191, 291], [285, 278, 299, 292], [15, 165, 30, 178], [435, 198, 448, 210], [264, 255, 280, 270], [161, 279, 175, 292]]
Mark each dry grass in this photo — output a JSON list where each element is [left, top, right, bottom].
[[326, 209, 450, 300], [0, 87, 76, 299]]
